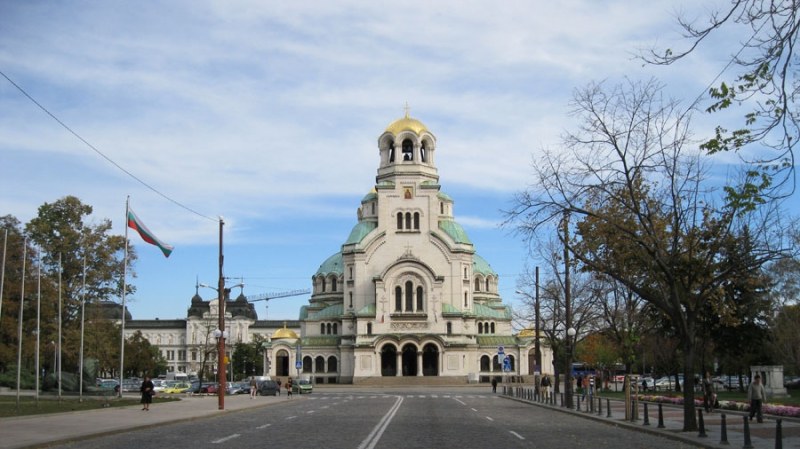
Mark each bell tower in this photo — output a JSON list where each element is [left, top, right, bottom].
[[376, 108, 438, 185]]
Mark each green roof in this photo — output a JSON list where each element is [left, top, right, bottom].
[[437, 192, 453, 201], [476, 336, 518, 346], [441, 303, 461, 315], [315, 252, 343, 276], [356, 303, 376, 317], [361, 191, 377, 203], [344, 221, 377, 245], [473, 303, 510, 319], [315, 303, 344, 319], [473, 253, 497, 276], [438, 220, 472, 244]]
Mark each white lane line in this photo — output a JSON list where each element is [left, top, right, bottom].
[[212, 434, 241, 444], [471, 408, 478, 412], [357, 395, 404, 449], [509, 431, 525, 440], [320, 405, 329, 409], [307, 410, 315, 414], [454, 399, 467, 406], [256, 423, 272, 429], [286, 416, 298, 420], [485, 416, 494, 421]]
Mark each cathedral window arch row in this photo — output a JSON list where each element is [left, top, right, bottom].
[[477, 321, 496, 334], [473, 274, 497, 293], [393, 275, 427, 313], [378, 134, 436, 166], [320, 322, 339, 335], [395, 209, 422, 232], [313, 274, 343, 294]]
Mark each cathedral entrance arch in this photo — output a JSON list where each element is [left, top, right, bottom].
[[401, 344, 418, 376], [422, 343, 439, 376], [380, 345, 398, 376], [276, 349, 290, 376]]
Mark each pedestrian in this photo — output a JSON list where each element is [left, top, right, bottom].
[[641, 377, 648, 392], [286, 377, 293, 398], [747, 374, 766, 423], [140, 375, 154, 411], [491, 377, 498, 393], [581, 375, 589, 400], [702, 371, 715, 412], [276, 378, 282, 395], [249, 377, 258, 399], [541, 374, 551, 400]]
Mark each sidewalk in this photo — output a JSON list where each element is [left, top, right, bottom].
[[0, 393, 288, 449], [503, 386, 800, 449]]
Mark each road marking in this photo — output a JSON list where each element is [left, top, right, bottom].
[[486, 416, 494, 421], [357, 395, 404, 449], [320, 405, 329, 409], [257, 423, 271, 429], [509, 431, 525, 440], [286, 416, 297, 420], [471, 408, 478, 412], [307, 410, 315, 414], [454, 399, 466, 406], [212, 434, 240, 444]]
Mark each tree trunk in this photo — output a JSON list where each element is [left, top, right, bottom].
[[681, 340, 697, 431]]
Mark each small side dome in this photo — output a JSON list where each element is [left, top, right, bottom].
[[315, 252, 343, 276], [385, 111, 430, 136], [272, 324, 299, 340]]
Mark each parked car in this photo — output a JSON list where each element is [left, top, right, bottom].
[[162, 382, 191, 394], [201, 383, 219, 394], [292, 379, 313, 394], [257, 380, 279, 396], [784, 376, 800, 389], [719, 375, 749, 391], [226, 382, 248, 395], [152, 379, 167, 393], [121, 381, 139, 393], [97, 379, 119, 390], [654, 376, 683, 391]]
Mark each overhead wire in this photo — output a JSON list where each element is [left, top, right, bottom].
[[0, 69, 216, 222]]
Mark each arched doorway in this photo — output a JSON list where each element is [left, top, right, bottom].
[[422, 343, 439, 376], [401, 344, 418, 376], [276, 349, 290, 376], [381, 345, 397, 376]]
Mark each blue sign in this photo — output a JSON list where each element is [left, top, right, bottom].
[[498, 345, 504, 354], [503, 357, 511, 372], [295, 361, 302, 369]]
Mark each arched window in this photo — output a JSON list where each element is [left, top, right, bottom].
[[464, 291, 468, 306], [478, 322, 483, 334], [405, 212, 411, 230], [485, 278, 490, 292], [389, 142, 395, 163], [446, 322, 452, 335], [474, 278, 481, 291], [333, 323, 338, 334], [414, 212, 420, 230], [367, 322, 372, 335], [405, 281, 413, 311], [490, 322, 495, 334], [372, 202, 375, 214], [320, 323, 325, 334], [303, 356, 312, 373], [416, 286, 423, 310], [327, 356, 338, 373], [397, 212, 403, 230], [480, 355, 491, 372], [327, 323, 332, 334], [315, 355, 325, 373], [420, 142, 427, 162], [395, 286, 402, 311], [349, 292, 353, 308], [331, 277, 337, 292], [440, 202, 444, 214], [322, 278, 326, 293], [402, 139, 413, 160]]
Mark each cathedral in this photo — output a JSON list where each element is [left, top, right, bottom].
[[126, 112, 549, 384]]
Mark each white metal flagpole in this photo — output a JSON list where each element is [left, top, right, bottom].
[[119, 196, 130, 397], [15, 236, 27, 409], [35, 247, 41, 405], [0, 228, 7, 325], [79, 253, 87, 401], [57, 253, 62, 401]]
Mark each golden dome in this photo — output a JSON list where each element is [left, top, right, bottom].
[[385, 109, 429, 135], [518, 328, 537, 338], [272, 323, 299, 340]]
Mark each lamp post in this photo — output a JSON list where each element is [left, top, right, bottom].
[[516, 272, 541, 376], [562, 211, 575, 409]]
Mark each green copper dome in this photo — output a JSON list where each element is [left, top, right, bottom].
[[472, 253, 497, 276], [315, 252, 343, 276]]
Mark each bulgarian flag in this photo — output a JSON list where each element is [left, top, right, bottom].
[[127, 207, 174, 258]]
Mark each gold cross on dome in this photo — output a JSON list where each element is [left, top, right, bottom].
[[404, 102, 410, 118]]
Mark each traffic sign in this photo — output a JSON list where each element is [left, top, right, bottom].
[[498, 345, 504, 354]]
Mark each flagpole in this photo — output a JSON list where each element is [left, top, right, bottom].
[[57, 253, 62, 401], [120, 196, 129, 397], [79, 253, 87, 401], [0, 228, 7, 325], [35, 247, 41, 406], [15, 237, 27, 410]]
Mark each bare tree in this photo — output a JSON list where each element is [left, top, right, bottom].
[[506, 78, 782, 430]]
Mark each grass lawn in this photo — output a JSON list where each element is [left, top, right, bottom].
[[0, 394, 179, 418]]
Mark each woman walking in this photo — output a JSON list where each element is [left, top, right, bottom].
[[140, 376, 155, 411]]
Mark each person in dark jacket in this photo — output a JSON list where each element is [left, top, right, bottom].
[[140, 376, 155, 411]]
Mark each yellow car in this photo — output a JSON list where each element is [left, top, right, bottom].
[[162, 381, 191, 394]]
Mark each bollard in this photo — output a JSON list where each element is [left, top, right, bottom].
[[697, 409, 707, 437], [643, 403, 650, 426], [719, 413, 728, 445], [576, 395, 581, 411], [597, 397, 602, 416], [776, 419, 783, 449], [743, 416, 754, 449], [657, 403, 665, 428], [560, 392, 564, 407], [606, 398, 612, 418]]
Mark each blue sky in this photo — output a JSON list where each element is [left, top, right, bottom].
[[0, 0, 761, 322]]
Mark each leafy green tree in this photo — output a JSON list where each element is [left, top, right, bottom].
[[125, 330, 166, 377], [507, 79, 782, 430]]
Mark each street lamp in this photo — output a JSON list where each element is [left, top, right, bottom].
[[199, 278, 243, 410], [565, 327, 576, 408]]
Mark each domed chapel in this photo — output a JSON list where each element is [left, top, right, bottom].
[[269, 112, 548, 383]]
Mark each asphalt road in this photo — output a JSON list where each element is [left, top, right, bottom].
[[50, 387, 701, 449]]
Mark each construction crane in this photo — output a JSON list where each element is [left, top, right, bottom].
[[247, 289, 311, 320]]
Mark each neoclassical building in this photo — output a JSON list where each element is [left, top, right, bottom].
[[126, 113, 551, 383]]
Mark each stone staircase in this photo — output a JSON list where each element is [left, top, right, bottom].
[[353, 376, 470, 386]]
